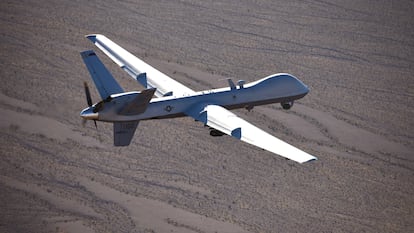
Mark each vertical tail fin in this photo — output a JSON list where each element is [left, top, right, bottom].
[[113, 121, 139, 146], [80, 50, 124, 99], [118, 88, 156, 115]]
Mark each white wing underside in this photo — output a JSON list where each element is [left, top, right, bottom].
[[87, 34, 317, 163], [186, 104, 317, 163]]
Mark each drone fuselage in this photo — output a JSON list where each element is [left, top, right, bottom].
[[81, 73, 309, 122]]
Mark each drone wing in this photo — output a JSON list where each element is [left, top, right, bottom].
[[86, 34, 195, 98], [186, 104, 317, 163]]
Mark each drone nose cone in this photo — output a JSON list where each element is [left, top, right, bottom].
[[301, 82, 310, 94], [290, 75, 309, 95], [80, 107, 98, 120]]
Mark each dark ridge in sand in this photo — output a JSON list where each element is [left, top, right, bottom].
[[0, 0, 413, 232]]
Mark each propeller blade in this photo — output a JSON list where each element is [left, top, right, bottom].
[[84, 81, 93, 107], [82, 82, 99, 130]]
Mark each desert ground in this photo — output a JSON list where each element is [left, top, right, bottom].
[[0, 0, 413, 232]]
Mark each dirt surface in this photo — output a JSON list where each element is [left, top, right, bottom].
[[0, 0, 413, 232]]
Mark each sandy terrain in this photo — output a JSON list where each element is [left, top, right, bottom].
[[0, 0, 413, 232]]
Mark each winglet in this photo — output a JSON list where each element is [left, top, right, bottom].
[[85, 34, 96, 41]]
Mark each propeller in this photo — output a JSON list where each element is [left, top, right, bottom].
[[83, 82, 98, 129], [84, 81, 93, 107]]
